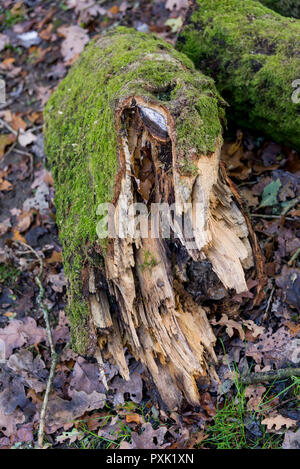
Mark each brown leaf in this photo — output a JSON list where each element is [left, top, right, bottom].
[[284, 321, 300, 336], [109, 5, 119, 14], [246, 326, 300, 367], [120, 422, 168, 449], [211, 314, 264, 341], [58, 25, 89, 62], [0, 317, 46, 359], [239, 187, 259, 207], [11, 229, 27, 243], [0, 134, 16, 159], [39, 24, 54, 41], [70, 356, 105, 395], [245, 385, 266, 411], [0, 178, 13, 191], [11, 113, 27, 131], [166, 0, 189, 10], [0, 218, 11, 236], [0, 33, 9, 52], [0, 407, 25, 437], [126, 413, 141, 424], [18, 130, 37, 147], [282, 429, 300, 449], [112, 369, 143, 406], [262, 413, 297, 432], [7, 349, 47, 393], [46, 250, 62, 264], [46, 389, 106, 433], [48, 272, 66, 293], [16, 210, 33, 233]]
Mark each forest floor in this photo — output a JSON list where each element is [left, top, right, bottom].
[[0, 0, 299, 450]]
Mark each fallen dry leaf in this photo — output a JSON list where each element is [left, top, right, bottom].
[[0, 33, 9, 52], [70, 356, 105, 395], [282, 429, 300, 449], [245, 385, 266, 411], [11, 113, 27, 132], [112, 367, 143, 406], [7, 349, 47, 393], [0, 178, 13, 192], [48, 272, 66, 293], [246, 326, 300, 367], [16, 210, 33, 233], [46, 389, 106, 433], [262, 413, 297, 432], [0, 317, 46, 359], [165, 0, 189, 10], [0, 134, 16, 159], [67, 0, 106, 23], [58, 25, 89, 62], [18, 130, 37, 147], [126, 413, 141, 425], [211, 314, 264, 341], [120, 422, 168, 449]]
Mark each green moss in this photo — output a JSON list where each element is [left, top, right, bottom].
[[0, 263, 20, 286], [177, 0, 300, 150], [139, 251, 158, 272], [0, 9, 25, 30], [258, 0, 300, 18], [44, 27, 224, 353]]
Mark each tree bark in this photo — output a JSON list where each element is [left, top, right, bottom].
[[177, 0, 300, 151], [259, 0, 300, 18], [44, 27, 262, 410]]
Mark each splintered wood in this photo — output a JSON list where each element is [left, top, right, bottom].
[[89, 97, 254, 410]]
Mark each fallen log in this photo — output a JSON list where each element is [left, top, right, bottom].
[[259, 0, 300, 18], [44, 27, 261, 410], [177, 0, 300, 151]]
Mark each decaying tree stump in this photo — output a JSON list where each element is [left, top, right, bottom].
[[44, 28, 262, 410], [177, 0, 300, 151], [259, 0, 300, 18]]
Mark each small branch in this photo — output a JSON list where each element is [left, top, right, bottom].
[[288, 247, 300, 266], [250, 214, 295, 221], [15, 241, 57, 448], [0, 99, 13, 110], [0, 117, 18, 136], [262, 285, 275, 322], [242, 367, 300, 385], [281, 197, 300, 216], [2, 141, 17, 160]]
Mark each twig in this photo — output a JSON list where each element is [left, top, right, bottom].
[[1, 141, 17, 160], [0, 117, 18, 136], [30, 124, 44, 133], [281, 197, 300, 216], [250, 214, 294, 221], [15, 241, 58, 449], [288, 247, 300, 266], [242, 367, 300, 385], [0, 99, 13, 110], [262, 285, 275, 322], [13, 148, 34, 178]]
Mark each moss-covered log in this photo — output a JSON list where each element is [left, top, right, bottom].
[[44, 27, 261, 410], [177, 0, 300, 151], [258, 0, 300, 18]]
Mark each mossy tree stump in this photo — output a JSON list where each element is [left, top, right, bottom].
[[177, 0, 300, 151], [45, 28, 262, 410], [259, 0, 300, 18]]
